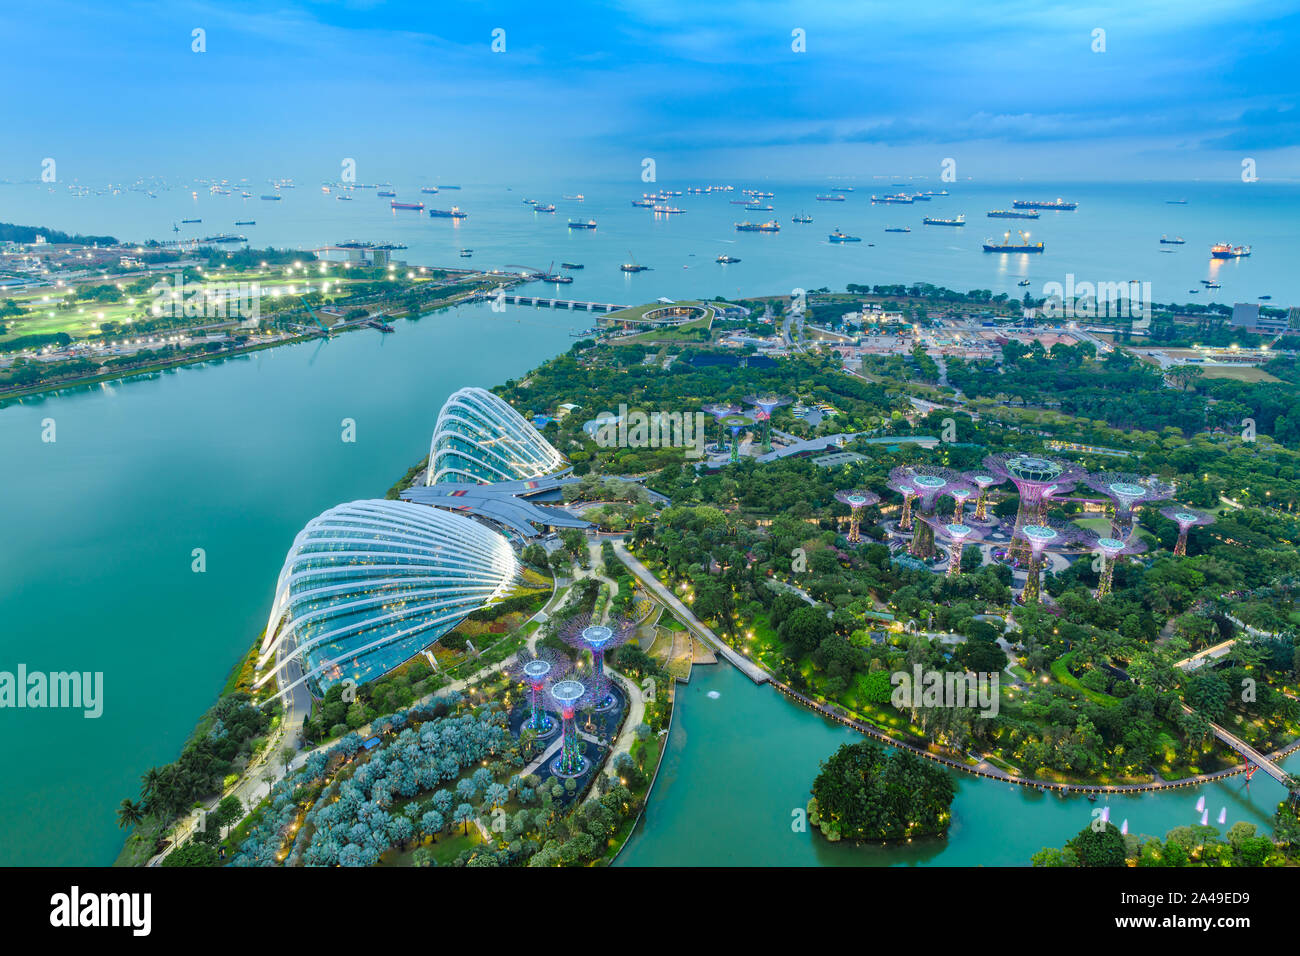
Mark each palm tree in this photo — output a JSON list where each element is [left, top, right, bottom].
[[453, 803, 475, 835], [117, 799, 144, 830]]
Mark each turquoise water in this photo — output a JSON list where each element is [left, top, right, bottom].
[[616, 664, 1298, 867]]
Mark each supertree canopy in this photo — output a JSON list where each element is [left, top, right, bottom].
[[886, 474, 918, 532], [720, 412, 754, 463], [834, 489, 881, 544], [510, 648, 570, 737], [890, 466, 969, 560], [948, 485, 976, 523], [984, 454, 1085, 559], [546, 673, 613, 777], [1092, 534, 1148, 598], [556, 611, 636, 679], [920, 514, 986, 576], [1084, 472, 1177, 536], [964, 471, 1001, 522], [1159, 505, 1215, 557], [703, 403, 739, 452], [744, 394, 791, 452], [1012, 518, 1093, 604]]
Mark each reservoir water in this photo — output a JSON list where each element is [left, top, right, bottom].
[[1, 179, 1297, 864]]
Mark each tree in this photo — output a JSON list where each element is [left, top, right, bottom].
[[117, 799, 144, 830], [1066, 822, 1127, 867], [453, 803, 476, 835]]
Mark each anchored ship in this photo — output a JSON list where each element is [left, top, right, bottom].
[[1012, 198, 1076, 209], [1160, 235, 1185, 244], [828, 229, 861, 242], [988, 209, 1040, 219], [983, 230, 1044, 253], [923, 215, 965, 226], [716, 254, 741, 263], [428, 206, 468, 219], [1210, 242, 1251, 258], [816, 194, 846, 201], [391, 201, 424, 210], [567, 219, 597, 229], [735, 221, 781, 232], [872, 193, 914, 204]]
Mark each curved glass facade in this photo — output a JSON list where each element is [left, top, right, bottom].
[[257, 500, 518, 698], [428, 386, 565, 485]]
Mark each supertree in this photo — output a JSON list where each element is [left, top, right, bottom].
[[744, 394, 791, 452], [1159, 505, 1215, 557], [702, 404, 739, 454], [719, 412, 754, 463], [1084, 472, 1177, 537], [920, 515, 986, 576], [886, 474, 918, 532], [948, 485, 976, 523], [1013, 518, 1092, 604], [546, 673, 612, 777], [557, 613, 635, 708], [984, 454, 1085, 560], [965, 471, 1001, 522], [889, 465, 969, 560], [510, 649, 570, 737], [1092, 534, 1147, 598], [834, 489, 880, 544]]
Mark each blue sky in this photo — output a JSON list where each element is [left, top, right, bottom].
[[1, 0, 1297, 183]]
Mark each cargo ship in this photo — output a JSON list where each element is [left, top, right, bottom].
[[816, 194, 846, 202], [923, 215, 965, 226], [911, 193, 932, 201], [438, 185, 461, 190], [744, 190, 774, 198], [180, 218, 201, 223], [459, 249, 473, 257], [716, 254, 740, 263], [871, 193, 914, 204], [391, 201, 425, 210], [336, 195, 352, 201], [653, 205, 686, 214], [792, 212, 813, 223], [884, 226, 911, 233], [567, 219, 597, 229], [735, 220, 780, 232], [828, 229, 861, 242], [260, 194, 282, 200], [562, 194, 584, 201], [1159, 235, 1185, 244], [988, 209, 1039, 219], [1012, 198, 1076, 210], [377, 190, 397, 198], [745, 203, 774, 211], [420, 187, 439, 194], [534, 203, 556, 213], [560, 262, 584, 269], [983, 230, 1044, 253], [234, 220, 255, 226], [1210, 242, 1251, 258], [632, 198, 656, 208], [429, 206, 468, 219]]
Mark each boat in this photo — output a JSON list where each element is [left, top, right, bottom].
[[560, 262, 584, 269], [1259, 294, 1272, 300], [911, 193, 932, 201], [534, 203, 556, 213], [792, 212, 813, 223], [716, 254, 741, 263], [366, 319, 395, 333], [567, 219, 597, 229], [988, 209, 1039, 219], [420, 187, 439, 194], [377, 190, 397, 198], [391, 201, 424, 210], [828, 230, 861, 242], [1204, 281, 1222, 289], [1012, 198, 1077, 210], [621, 250, 649, 272], [459, 249, 473, 257], [201, 234, 246, 243], [745, 204, 773, 211], [1210, 242, 1251, 258], [729, 199, 753, 205], [260, 194, 282, 201], [336, 195, 352, 201], [871, 193, 913, 204], [1188, 289, 1200, 293], [923, 215, 965, 226], [632, 198, 656, 208], [1018, 279, 1031, 286], [539, 262, 573, 284], [336, 240, 374, 249], [653, 205, 686, 214], [735, 221, 780, 232], [1160, 235, 1185, 244], [438, 185, 462, 190], [816, 194, 846, 202], [983, 230, 1044, 253], [562, 194, 584, 201], [180, 218, 201, 224], [429, 207, 468, 219], [234, 220, 255, 226], [884, 227, 910, 233], [522, 198, 538, 205], [240, 191, 252, 198]]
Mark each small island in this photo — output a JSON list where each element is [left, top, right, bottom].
[[807, 740, 956, 842]]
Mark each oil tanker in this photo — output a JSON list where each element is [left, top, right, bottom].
[[923, 215, 965, 226], [391, 201, 425, 210], [983, 230, 1044, 253], [988, 209, 1039, 219], [428, 206, 468, 219], [1210, 242, 1251, 258]]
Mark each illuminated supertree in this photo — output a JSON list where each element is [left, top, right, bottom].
[[744, 394, 791, 452], [702, 404, 739, 454], [1084, 472, 1177, 537], [720, 412, 754, 463], [889, 465, 969, 560], [1159, 505, 1215, 557], [886, 474, 918, 532], [546, 674, 612, 777], [1013, 519, 1091, 604], [920, 515, 986, 576], [557, 612, 635, 690], [984, 454, 1085, 560], [510, 649, 570, 737], [965, 471, 1001, 522], [834, 489, 881, 544], [948, 485, 976, 523], [1092, 534, 1147, 598]]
